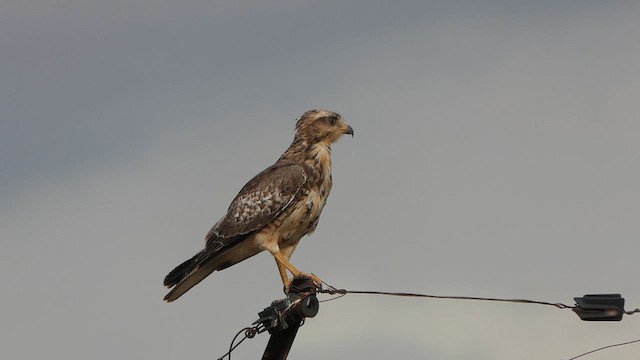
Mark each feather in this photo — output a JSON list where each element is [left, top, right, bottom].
[[163, 110, 352, 301]]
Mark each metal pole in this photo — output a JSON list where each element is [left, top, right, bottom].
[[258, 277, 319, 360], [261, 320, 301, 360]]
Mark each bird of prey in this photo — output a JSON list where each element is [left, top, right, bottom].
[[163, 109, 353, 302]]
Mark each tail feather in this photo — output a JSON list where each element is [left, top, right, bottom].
[[163, 251, 204, 288], [164, 233, 256, 302], [164, 258, 222, 302]]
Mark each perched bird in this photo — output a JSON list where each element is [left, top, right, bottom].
[[163, 110, 353, 302]]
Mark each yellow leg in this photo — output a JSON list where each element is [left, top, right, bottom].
[[271, 251, 322, 288], [274, 259, 290, 289], [272, 252, 301, 275]]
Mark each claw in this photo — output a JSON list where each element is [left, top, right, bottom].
[[307, 273, 323, 288], [284, 273, 323, 294], [283, 278, 292, 294], [296, 272, 322, 290]]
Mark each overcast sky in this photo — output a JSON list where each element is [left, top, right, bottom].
[[2, 1, 640, 359]]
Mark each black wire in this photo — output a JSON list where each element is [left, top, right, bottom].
[[625, 308, 640, 316], [214, 281, 639, 360], [319, 287, 574, 310], [317, 283, 640, 360], [319, 285, 640, 316], [568, 338, 640, 360], [217, 326, 258, 360], [319, 292, 347, 303]]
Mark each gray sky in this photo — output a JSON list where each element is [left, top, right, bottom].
[[2, 1, 640, 359]]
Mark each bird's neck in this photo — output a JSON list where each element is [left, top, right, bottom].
[[280, 138, 329, 160], [279, 139, 333, 184]]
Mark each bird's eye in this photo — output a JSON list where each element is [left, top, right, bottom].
[[327, 116, 337, 125]]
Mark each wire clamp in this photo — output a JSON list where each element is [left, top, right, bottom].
[[253, 277, 320, 334], [573, 294, 625, 321]]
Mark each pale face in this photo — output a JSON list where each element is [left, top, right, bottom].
[[295, 109, 354, 145]]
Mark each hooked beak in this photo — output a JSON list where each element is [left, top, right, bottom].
[[343, 124, 354, 137]]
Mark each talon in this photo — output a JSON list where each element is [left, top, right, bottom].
[[271, 251, 323, 292], [299, 272, 323, 289], [310, 274, 323, 288], [282, 277, 293, 294]]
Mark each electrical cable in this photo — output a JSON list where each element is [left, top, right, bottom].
[[217, 326, 259, 360], [317, 281, 640, 360], [215, 281, 639, 360], [568, 338, 640, 360], [318, 285, 574, 310]]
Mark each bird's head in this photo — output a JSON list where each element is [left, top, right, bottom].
[[294, 109, 354, 145]]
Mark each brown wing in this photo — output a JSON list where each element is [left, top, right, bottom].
[[163, 162, 307, 301], [205, 162, 307, 249]]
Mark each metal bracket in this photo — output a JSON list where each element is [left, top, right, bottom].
[[254, 276, 320, 360], [573, 294, 625, 321]]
